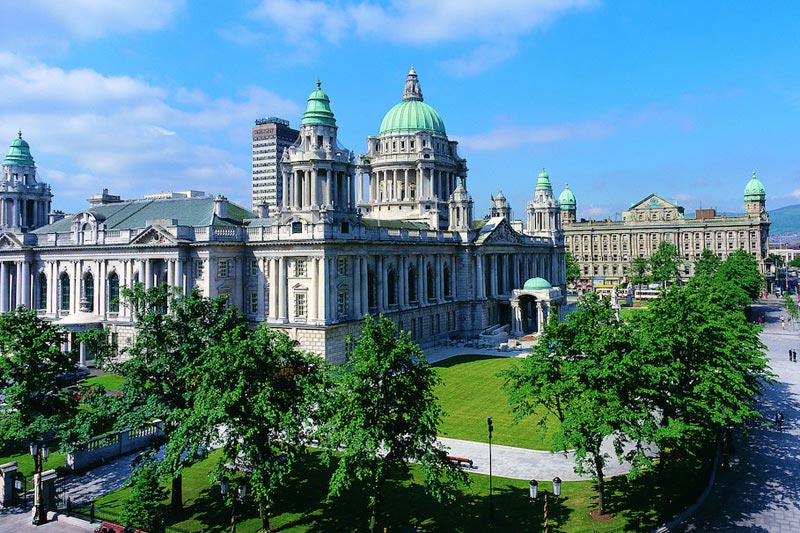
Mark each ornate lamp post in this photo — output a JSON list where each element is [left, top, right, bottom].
[[29, 441, 49, 525], [487, 416, 494, 527], [220, 476, 247, 533], [529, 477, 562, 532]]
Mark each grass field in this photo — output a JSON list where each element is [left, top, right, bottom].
[[82, 373, 126, 391], [433, 354, 557, 450], [0, 449, 66, 479]]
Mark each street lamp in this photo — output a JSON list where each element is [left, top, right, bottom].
[[529, 479, 538, 502], [29, 441, 49, 525], [220, 476, 247, 533], [552, 477, 562, 500], [487, 416, 494, 527]]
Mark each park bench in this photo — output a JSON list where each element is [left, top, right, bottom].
[[447, 455, 474, 468], [97, 521, 145, 533]]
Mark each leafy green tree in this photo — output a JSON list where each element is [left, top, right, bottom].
[[0, 308, 75, 446], [693, 249, 722, 282], [790, 257, 800, 269], [769, 253, 785, 268], [178, 323, 329, 531], [321, 315, 467, 533], [649, 242, 682, 287], [629, 256, 650, 290], [114, 284, 248, 511], [63, 383, 123, 446], [784, 292, 799, 330], [565, 250, 581, 286], [628, 279, 771, 466], [120, 459, 168, 533], [75, 327, 114, 368], [716, 249, 764, 305], [505, 293, 637, 515]]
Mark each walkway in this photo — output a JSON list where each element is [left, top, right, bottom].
[[677, 299, 800, 532]]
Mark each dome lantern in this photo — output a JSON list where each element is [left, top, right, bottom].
[[4, 130, 36, 167], [300, 81, 337, 127], [379, 67, 447, 136]]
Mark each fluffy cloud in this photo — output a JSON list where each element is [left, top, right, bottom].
[[455, 120, 613, 151], [0, 1, 185, 52], [0, 53, 299, 212], [249, 0, 597, 70]]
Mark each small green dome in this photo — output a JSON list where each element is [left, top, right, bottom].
[[536, 167, 552, 191], [379, 67, 446, 136], [744, 171, 766, 202], [301, 81, 336, 127], [523, 277, 552, 290], [558, 183, 576, 209], [4, 131, 35, 166]]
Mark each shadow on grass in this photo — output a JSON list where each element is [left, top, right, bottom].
[[432, 354, 511, 369]]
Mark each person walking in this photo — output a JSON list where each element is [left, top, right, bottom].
[[776, 411, 784, 432]]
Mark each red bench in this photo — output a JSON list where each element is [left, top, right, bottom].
[[98, 521, 146, 533], [447, 455, 474, 468]]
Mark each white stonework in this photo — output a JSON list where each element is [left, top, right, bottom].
[[0, 70, 567, 362]]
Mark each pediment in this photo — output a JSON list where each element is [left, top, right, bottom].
[[0, 232, 23, 250], [629, 194, 676, 211], [476, 217, 524, 245], [130, 226, 176, 246]]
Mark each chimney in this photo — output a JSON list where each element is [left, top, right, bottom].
[[214, 195, 228, 219], [257, 202, 270, 219]]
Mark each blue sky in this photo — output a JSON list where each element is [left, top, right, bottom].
[[2, 1, 799, 219]]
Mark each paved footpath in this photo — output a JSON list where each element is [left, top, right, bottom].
[[677, 300, 800, 532]]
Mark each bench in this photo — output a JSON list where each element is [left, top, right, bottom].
[[98, 521, 144, 533], [447, 455, 474, 468]]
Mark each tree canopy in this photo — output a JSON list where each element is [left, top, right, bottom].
[[565, 250, 581, 286], [649, 242, 682, 287], [321, 315, 466, 532], [0, 308, 76, 445]]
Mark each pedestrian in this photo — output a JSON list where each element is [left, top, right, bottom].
[[776, 411, 784, 432], [790, 349, 793, 362], [781, 317, 786, 330], [794, 350, 797, 362]]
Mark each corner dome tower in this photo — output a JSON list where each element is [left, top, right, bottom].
[[4, 131, 35, 166], [558, 183, 577, 225], [301, 81, 337, 127], [1, 131, 52, 230], [744, 171, 766, 202], [379, 67, 446, 136]]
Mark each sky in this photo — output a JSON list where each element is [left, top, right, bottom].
[[2, 1, 800, 219]]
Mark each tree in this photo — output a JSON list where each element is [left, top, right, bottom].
[[790, 257, 800, 269], [693, 249, 722, 282], [716, 249, 764, 305], [784, 292, 799, 330], [114, 284, 248, 511], [565, 250, 581, 286], [0, 308, 76, 446], [649, 242, 682, 287], [178, 323, 329, 531], [75, 327, 115, 368], [629, 256, 650, 291], [505, 293, 637, 515], [321, 315, 467, 532], [120, 458, 168, 533]]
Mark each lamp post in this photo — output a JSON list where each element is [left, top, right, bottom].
[[529, 477, 562, 532], [29, 441, 49, 525], [220, 476, 247, 533], [487, 416, 494, 527]]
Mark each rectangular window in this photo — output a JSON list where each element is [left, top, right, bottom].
[[195, 259, 204, 278], [337, 290, 348, 318], [218, 259, 230, 278], [248, 291, 258, 315], [296, 259, 307, 277], [295, 292, 307, 318], [337, 257, 347, 276], [248, 259, 259, 277]]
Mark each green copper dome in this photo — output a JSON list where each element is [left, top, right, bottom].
[[4, 131, 35, 166], [536, 168, 553, 191], [558, 183, 576, 209], [744, 171, 766, 202], [379, 67, 446, 136], [523, 277, 552, 290], [301, 81, 337, 127]]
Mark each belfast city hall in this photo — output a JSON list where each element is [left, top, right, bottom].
[[0, 68, 568, 363]]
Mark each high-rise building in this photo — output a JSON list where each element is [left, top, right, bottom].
[[251, 117, 299, 211]]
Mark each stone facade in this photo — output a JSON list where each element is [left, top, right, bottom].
[[559, 176, 771, 288], [0, 69, 566, 362]]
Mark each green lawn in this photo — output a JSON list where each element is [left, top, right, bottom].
[[87, 444, 710, 533], [0, 449, 67, 479], [433, 354, 557, 450], [82, 373, 126, 391]]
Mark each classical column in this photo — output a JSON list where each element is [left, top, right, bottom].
[[71, 262, 79, 314], [360, 256, 369, 315], [512, 255, 520, 292], [268, 258, 278, 321], [353, 255, 362, 317], [144, 259, 152, 290], [510, 300, 522, 337], [326, 170, 333, 207], [399, 256, 407, 309], [96, 261, 104, 316], [475, 254, 484, 299], [536, 302, 544, 333], [309, 257, 318, 323], [278, 257, 288, 322], [436, 255, 443, 303], [311, 168, 318, 208], [376, 255, 384, 313], [489, 254, 498, 297], [21, 261, 30, 310], [175, 259, 184, 296], [0, 262, 8, 313]]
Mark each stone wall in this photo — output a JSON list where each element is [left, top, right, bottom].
[[66, 421, 163, 471]]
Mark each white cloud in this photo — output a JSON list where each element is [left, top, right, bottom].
[[249, 0, 597, 68], [455, 121, 613, 151], [786, 189, 800, 199], [0, 54, 300, 213], [583, 206, 611, 218], [0, 1, 185, 51]]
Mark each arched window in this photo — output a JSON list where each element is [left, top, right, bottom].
[[387, 268, 398, 307], [83, 272, 95, 312], [108, 272, 120, 313], [427, 264, 436, 301], [37, 273, 47, 310], [443, 264, 452, 299], [408, 266, 418, 303], [59, 272, 70, 311]]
